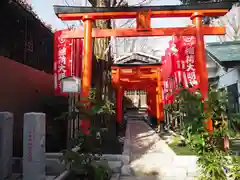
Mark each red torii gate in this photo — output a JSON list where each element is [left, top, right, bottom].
[[54, 2, 231, 131], [111, 64, 163, 126]]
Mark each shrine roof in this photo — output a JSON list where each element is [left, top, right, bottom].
[[113, 52, 161, 66], [54, 2, 232, 15], [206, 41, 240, 66]]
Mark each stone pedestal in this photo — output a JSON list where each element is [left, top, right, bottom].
[[0, 112, 13, 179], [23, 113, 46, 180]]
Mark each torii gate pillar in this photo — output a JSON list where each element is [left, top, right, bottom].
[[116, 86, 124, 124], [147, 86, 157, 126], [191, 13, 213, 132], [80, 17, 93, 134], [156, 69, 164, 130]]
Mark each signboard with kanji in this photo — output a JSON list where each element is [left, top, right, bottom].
[[61, 76, 81, 93]]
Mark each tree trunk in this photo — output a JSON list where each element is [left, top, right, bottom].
[[90, 0, 112, 101], [95, 22, 111, 100]]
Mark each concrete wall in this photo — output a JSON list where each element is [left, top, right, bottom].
[[0, 56, 54, 156], [217, 67, 239, 89], [207, 57, 218, 79], [216, 67, 240, 106], [124, 91, 147, 108]]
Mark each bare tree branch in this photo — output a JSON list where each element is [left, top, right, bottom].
[[88, 0, 97, 7], [213, 6, 240, 41]]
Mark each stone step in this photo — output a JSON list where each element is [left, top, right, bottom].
[[127, 116, 144, 118], [111, 173, 120, 180], [120, 176, 157, 180], [127, 117, 145, 119], [127, 113, 146, 115], [127, 115, 145, 118], [119, 117, 199, 180], [127, 114, 146, 117], [126, 114, 146, 116]]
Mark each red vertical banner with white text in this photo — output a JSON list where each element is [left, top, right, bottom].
[[182, 36, 198, 88], [54, 30, 73, 96], [163, 48, 172, 104], [177, 37, 187, 88], [72, 39, 83, 78], [161, 56, 167, 105], [171, 37, 181, 87], [169, 36, 185, 89]]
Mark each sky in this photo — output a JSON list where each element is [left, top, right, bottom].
[[30, 0, 218, 56], [31, 0, 66, 29]]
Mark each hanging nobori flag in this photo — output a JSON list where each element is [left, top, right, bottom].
[[182, 36, 198, 88], [163, 80, 169, 104], [175, 36, 188, 88], [162, 49, 173, 81], [54, 30, 73, 96], [72, 39, 83, 78], [167, 77, 175, 104], [172, 37, 182, 87], [169, 36, 185, 88], [168, 40, 177, 76], [163, 81, 168, 104]]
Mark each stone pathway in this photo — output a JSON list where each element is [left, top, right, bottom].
[[118, 120, 198, 180]]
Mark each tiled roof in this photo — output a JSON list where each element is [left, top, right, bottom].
[[114, 52, 161, 65], [206, 41, 240, 62]]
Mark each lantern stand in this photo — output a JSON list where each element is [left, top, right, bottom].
[[60, 76, 81, 148]]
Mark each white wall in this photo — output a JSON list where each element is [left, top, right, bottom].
[[217, 67, 239, 88], [216, 67, 240, 105], [207, 56, 219, 79]]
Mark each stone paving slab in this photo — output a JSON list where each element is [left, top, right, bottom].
[[120, 176, 195, 180], [121, 120, 198, 180], [127, 121, 176, 174], [120, 176, 158, 180], [111, 173, 121, 180]]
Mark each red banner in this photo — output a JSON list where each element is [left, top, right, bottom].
[[162, 48, 173, 81], [182, 36, 198, 88], [162, 45, 176, 104], [163, 36, 199, 103], [167, 36, 198, 89], [174, 36, 187, 88], [54, 30, 73, 96], [168, 41, 176, 76], [168, 36, 183, 88], [72, 39, 83, 78], [175, 36, 191, 88]]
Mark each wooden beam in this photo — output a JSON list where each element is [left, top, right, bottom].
[[113, 80, 156, 85], [112, 69, 157, 76], [111, 65, 161, 69], [57, 10, 228, 20], [119, 74, 157, 79], [112, 63, 162, 67], [54, 2, 231, 20], [63, 26, 225, 38], [114, 81, 157, 88]]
